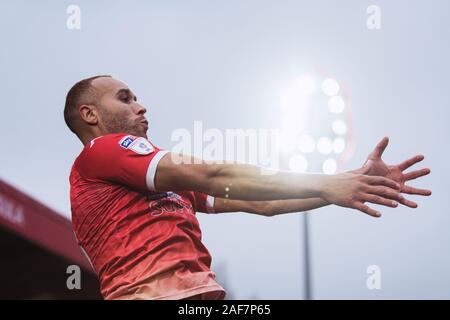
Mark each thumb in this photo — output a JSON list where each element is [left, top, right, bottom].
[[370, 136, 389, 159]]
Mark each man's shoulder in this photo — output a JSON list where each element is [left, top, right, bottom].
[[76, 133, 130, 160], [71, 134, 128, 173], [87, 133, 130, 150], [71, 133, 158, 178]]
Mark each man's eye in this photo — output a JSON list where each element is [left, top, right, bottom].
[[120, 96, 130, 102]]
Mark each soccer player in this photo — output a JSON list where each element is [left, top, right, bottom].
[[64, 75, 431, 300]]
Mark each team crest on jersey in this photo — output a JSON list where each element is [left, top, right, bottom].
[[119, 135, 154, 155]]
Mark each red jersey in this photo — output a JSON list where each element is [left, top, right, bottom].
[[69, 133, 225, 300]]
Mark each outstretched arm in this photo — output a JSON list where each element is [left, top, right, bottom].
[[154, 153, 402, 217], [211, 137, 432, 217]]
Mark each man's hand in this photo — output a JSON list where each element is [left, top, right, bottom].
[[353, 137, 432, 208], [320, 173, 403, 218]]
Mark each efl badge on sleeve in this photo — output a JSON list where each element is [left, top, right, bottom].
[[119, 135, 136, 149]]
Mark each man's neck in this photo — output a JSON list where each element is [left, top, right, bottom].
[[81, 131, 106, 146]]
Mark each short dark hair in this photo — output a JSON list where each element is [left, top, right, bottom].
[[64, 75, 111, 136]]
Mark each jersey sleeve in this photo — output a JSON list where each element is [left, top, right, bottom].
[[76, 133, 169, 193], [192, 192, 216, 214]]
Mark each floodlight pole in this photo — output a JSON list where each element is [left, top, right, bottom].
[[303, 211, 312, 300]]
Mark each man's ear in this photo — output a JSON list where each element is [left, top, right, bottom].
[[79, 104, 98, 126]]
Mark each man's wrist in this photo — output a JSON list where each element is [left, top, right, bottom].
[[308, 173, 330, 200]]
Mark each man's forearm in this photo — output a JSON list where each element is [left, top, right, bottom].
[[157, 153, 326, 201], [213, 197, 330, 216], [264, 198, 330, 216], [251, 167, 369, 215], [263, 168, 365, 215], [207, 163, 326, 201], [258, 167, 369, 215], [213, 167, 363, 216]]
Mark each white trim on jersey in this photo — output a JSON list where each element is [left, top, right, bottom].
[[206, 195, 215, 214], [79, 245, 95, 271], [72, 229, 95, 271], [146, 150, 170, 192]]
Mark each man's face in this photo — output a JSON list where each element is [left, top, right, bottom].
[[91, 77, 149, 138]]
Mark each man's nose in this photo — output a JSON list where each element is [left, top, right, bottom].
[[133, 103, 147, 115]]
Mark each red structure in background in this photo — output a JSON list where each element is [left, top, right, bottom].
[[0, 178, 101, 299]]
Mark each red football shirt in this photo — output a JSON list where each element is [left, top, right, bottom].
[[69, 133, 225, 300]]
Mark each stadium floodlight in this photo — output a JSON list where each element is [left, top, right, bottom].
[[332, 119, 347, 135], [279, 72, 353, 175], [317, 137, 333, 155], [278, 70, 354, 300], [333, 137, 346, 154], [328, 96, 345, 114], [321, 78, 340, 96]]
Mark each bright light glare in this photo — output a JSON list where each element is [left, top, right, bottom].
[[328, 96, 345, 114], [322, 78, 340, 96], [298, 134, 315, 153], [322, 158, 337, 174], [280, 88, 307, 133], [281, 87, 308, 110], [296, 75, 316, 95], [332, 120, 347, 135], [279, 81, 310, 152], [279, 130, 299, 152], [317, 137, 333, 155], [289, 154, 309, 172], [333, 137, 346, 154]]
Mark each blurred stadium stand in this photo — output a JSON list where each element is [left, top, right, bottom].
[[0, 178, 102, 299]]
